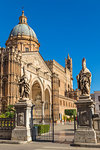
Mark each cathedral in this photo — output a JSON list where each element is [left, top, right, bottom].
[[0, 11, 78, 121]]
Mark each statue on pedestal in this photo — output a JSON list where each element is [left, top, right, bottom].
[[76, 58, 91, 96], [74, 58, 97, 144], [19, 66, 30, 98]]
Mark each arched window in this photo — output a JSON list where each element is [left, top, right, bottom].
[[3, 81, 6, 96], [25, 47, 29, 52]]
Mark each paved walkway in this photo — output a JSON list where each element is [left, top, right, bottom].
[[54, 122, 74, 143], [0, 122, 99, 149], [35, 121, 74, 143], [0, 142, 100, 150]]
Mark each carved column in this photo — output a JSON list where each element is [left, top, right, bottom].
[[41, 101, 44, 124], [49, 103, 52, 118], [52, 73, 59, 121]]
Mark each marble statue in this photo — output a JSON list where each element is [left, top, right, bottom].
[[19, 66, 30, 98], [76, 58, 91, 96]]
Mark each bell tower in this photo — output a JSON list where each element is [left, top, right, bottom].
[[65, 54, 73, 91], [0, 47, 21, 112], [65, 54, 72, 73]]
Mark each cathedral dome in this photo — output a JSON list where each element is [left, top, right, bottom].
[[9, 24, 37, 39], [9, 11, 37, 39], [6, 11, 40, 52]]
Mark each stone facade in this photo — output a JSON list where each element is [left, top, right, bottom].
[[46, 58, 78, 120], [91, 91, 100, 115], [0, 11, 78, 121]]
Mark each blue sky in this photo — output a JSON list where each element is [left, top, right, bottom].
[[0, 0, 100, 93]]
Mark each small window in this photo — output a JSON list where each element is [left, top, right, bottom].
[[65, 90, 67, 97], [3, 81, 6, 96], [25, 47, 29, 52], [45, 103, 48, 109], [99, 105, 100, 110], [63, 101, 65, 106], [98, 96, 100, 102], [58, 80, 60, 87], [68, 84, 70, 91]]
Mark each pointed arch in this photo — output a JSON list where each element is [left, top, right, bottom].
[[31, 77, 44, 101], [44, 85, 52, 104]]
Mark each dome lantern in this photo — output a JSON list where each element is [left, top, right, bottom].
[[19, 10, 27, 24]]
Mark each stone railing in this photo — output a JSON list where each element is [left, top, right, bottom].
[[0, 118, 15, 140]]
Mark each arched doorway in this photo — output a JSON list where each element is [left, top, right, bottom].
[[31, 81, 53, 142], [32, 81, 42, 118]]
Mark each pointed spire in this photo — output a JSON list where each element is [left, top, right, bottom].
[[68, 53, 70, 59]]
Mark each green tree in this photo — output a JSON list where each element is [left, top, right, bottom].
[[65, 109, 77, 117], [0, 105, 15, 118]]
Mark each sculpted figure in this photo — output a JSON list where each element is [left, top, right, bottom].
[[76, 58, 91, 96], [19, 66, 30, 98]]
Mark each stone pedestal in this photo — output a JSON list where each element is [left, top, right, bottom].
[[12, 98, 32, 141], [74, 96, 97, 144]]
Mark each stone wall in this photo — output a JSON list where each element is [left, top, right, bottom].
[[0, 130, 12, 140]]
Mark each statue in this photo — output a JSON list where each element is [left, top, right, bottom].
[[76, 58, 91, 96], [19, 66, 30, 98]]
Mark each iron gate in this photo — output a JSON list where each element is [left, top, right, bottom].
[[31, 102, 54, 142], [32, 117, 54, 142]]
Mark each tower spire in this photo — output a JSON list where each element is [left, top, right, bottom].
[[68, 53, 70, 59]]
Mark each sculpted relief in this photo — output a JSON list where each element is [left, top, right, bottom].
[[76, 58, 91, 96], [18, 112, 25, 126], [22, 53, 47, 72]]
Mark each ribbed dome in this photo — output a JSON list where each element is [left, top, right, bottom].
[[9, 24, 37, 39]]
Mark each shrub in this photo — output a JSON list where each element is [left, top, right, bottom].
[[6, 105, 15, 112], [65, 109, 77, 117], [0, 105, 15, 118], [34, 124, 50, 135], [63, 115, 67, 121], [0, 113, 6, 118]]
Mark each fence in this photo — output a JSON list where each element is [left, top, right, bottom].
[[0, 118, 15, 140]]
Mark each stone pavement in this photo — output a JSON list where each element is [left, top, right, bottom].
[[33, 121, 74, 142], [54, 121, 74, 143], [0, 122, 100, 149], [0, 142, 100, 150]]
